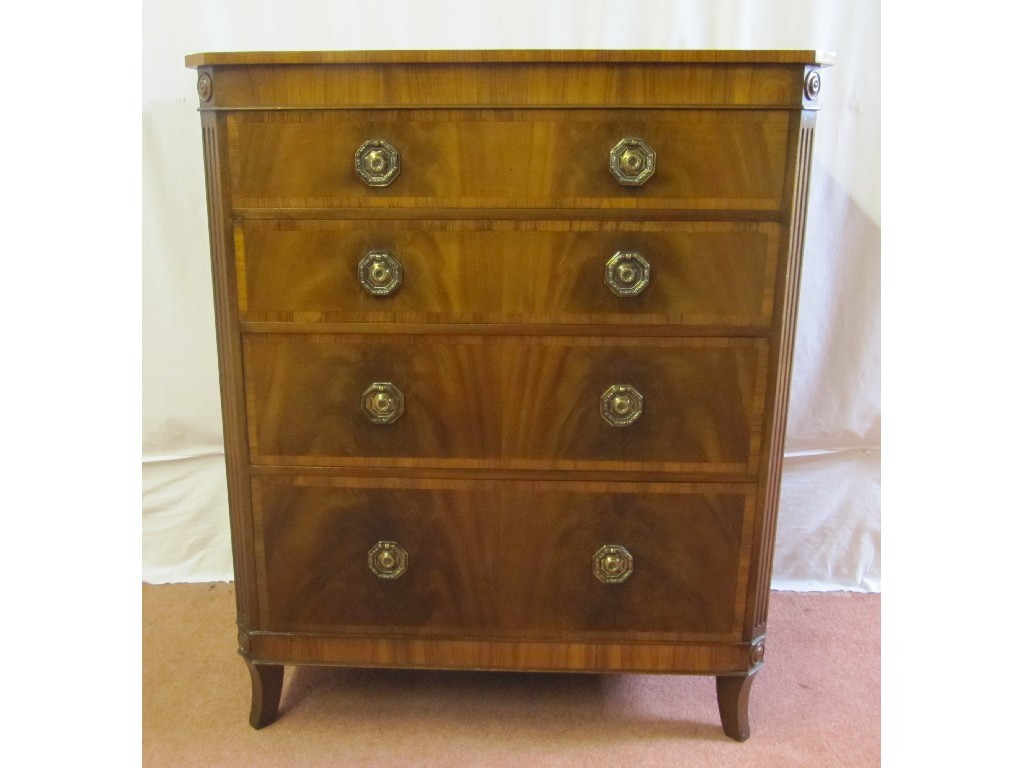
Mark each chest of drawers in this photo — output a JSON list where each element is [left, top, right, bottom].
[[186, 49, 829, 741]]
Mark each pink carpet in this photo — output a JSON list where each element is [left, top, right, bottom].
[[143, 583, 879, 766]]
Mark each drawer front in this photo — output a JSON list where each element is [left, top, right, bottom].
[[254, 477, 502, 633], [498, 483, 751, 638], [244, 335, 767, 474], [254, 475, 753, 639], [228, 109, 791, 211], [237, 220, 779, 329]]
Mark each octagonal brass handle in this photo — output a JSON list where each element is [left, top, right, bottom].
[[609, 137, 656, 186], [355, 139, 401, 187], [593, 545, 633, 583], [363, 382, 404, 424], [605, 251, 650, 296], [601, 384, 643, 426], [368, 541, 408, 579], [358, 251, 403, 296]]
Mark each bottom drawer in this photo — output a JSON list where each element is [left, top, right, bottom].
[[253, 475, 755, 640]]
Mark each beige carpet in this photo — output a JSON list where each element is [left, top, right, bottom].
[[143, 583, 879, 767]]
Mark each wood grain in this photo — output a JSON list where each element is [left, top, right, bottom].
[[717, 672, 757, 741], [242, 659, 283, 729], [200, 112, 260, 627], [189, 50, 825, 737], [236, 219, 779, 329], [227, 109, 791, 212], [254, 479, 502, 633], [247, 632, 757, 675], [746, 110, 819, 638], [186, 54, 827, 112], [497, 484, 749, 637], [186, 50, 834, 67], [253, 474, 753, 639], [242, 335, 768, 474]]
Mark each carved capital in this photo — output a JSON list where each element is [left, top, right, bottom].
[[750, 637, 766, 667], [237, 627, 252, 656], [197, 71, 213, 103], [802, 67, 821, 109]]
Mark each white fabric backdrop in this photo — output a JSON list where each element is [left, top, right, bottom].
[[142, 0, 880, 590]]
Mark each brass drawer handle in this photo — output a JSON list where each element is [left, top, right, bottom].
[[368, 541, 408, 579], [609, 137, 656, 186], [605, 251, 650, 296], [601, 384, 643, 426], [355, 139, 401, 186], [593, 545, 633, 583], [358, 251, 403, 296], [362, 382, 404, 424]]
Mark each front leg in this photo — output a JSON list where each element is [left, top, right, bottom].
[[716, 670, 756, 741], [243, 658, 284, 729]]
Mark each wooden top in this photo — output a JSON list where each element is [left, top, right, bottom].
[[185, 49, 835, 68]]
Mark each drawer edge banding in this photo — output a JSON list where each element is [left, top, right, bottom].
[[190, 49, 826, 740]]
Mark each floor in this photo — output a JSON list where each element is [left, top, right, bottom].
[[142, 583, 879, 767]]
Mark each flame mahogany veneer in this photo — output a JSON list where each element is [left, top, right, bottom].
[[187, 49, 829, 741]]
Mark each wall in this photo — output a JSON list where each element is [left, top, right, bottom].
[[141, 0, 881, 590]]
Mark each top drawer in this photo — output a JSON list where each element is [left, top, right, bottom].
[[227, 109, 792, 212]]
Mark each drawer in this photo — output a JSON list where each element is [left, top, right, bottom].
[[228, 109, 791, 211], [253, 475, 753, 639], [243, 334, 767, 475], [237, 220, 780, 330], [254, 476, 502, 633]]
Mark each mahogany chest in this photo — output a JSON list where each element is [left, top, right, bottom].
[[186, 49, 829, 740]]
